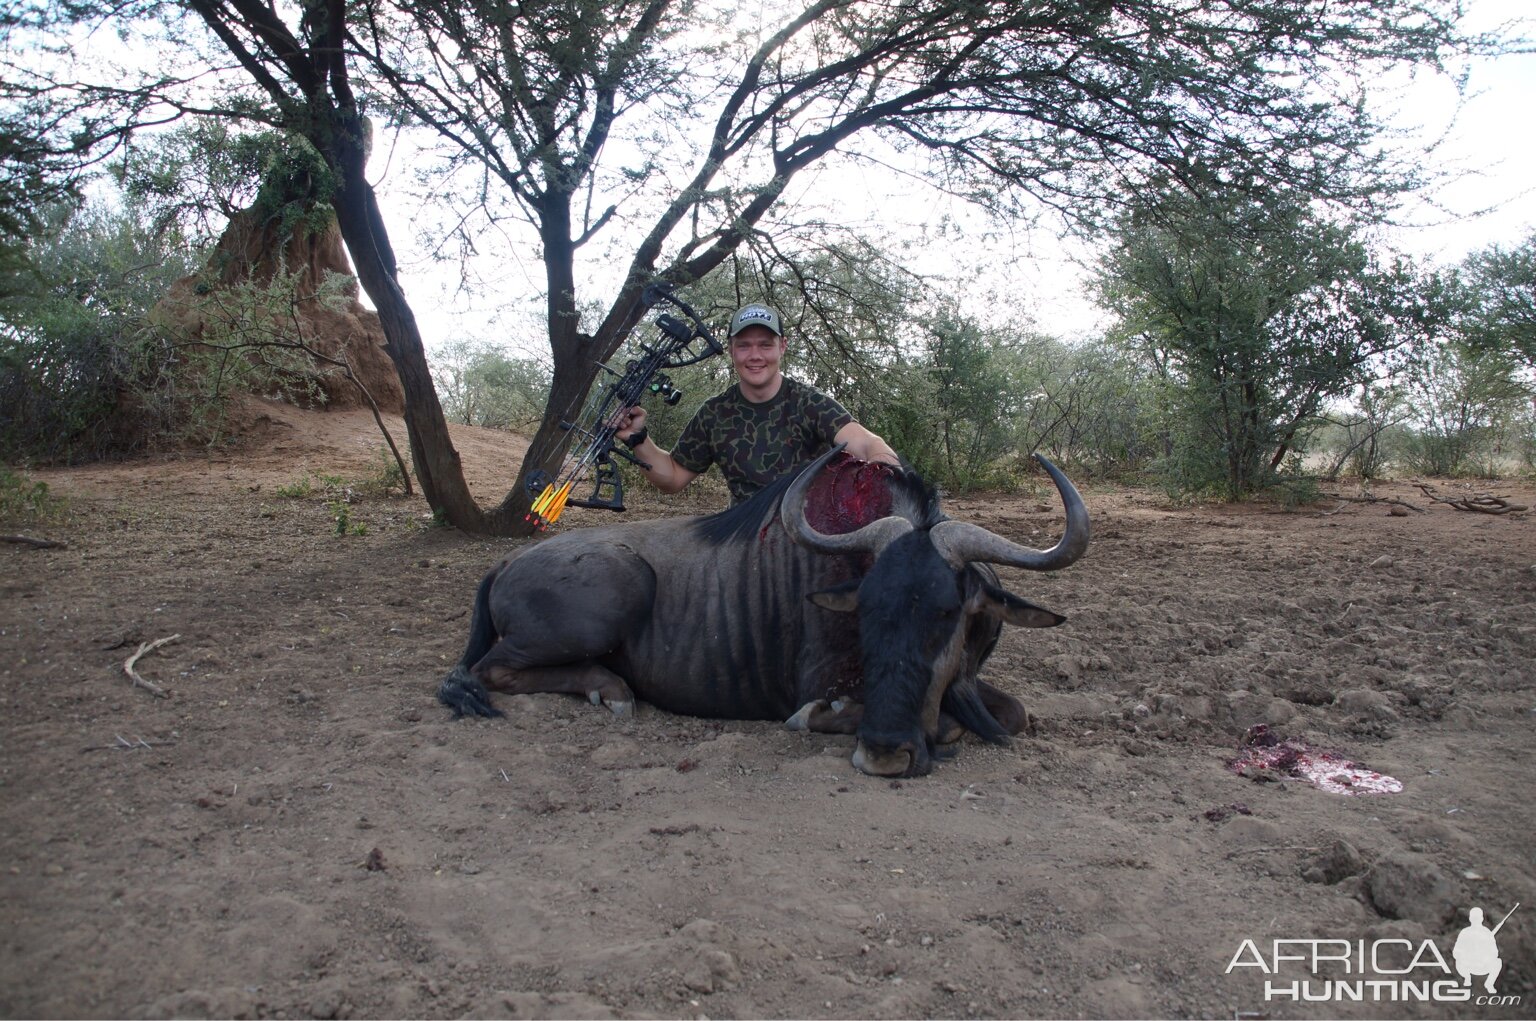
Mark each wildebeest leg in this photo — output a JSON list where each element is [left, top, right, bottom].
[[465, 539, 654, 717], [784, 698, 863, 734], [473, 655, 638, 717], [977, 679, 1032, 736]]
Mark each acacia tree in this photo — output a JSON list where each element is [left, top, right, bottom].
[[432, 339, 550, 430], [14, 0, 1485, 531], [1096, 179, 1444, 498], [1010, 336, 1161, 478], [1399, 339, 1529, 476], [1459, 231, 1536, 370]]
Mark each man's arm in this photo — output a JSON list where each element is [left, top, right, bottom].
[[616, 407, 700, 494], [834, 421, 901, 466], [629, 435, 699, 494]]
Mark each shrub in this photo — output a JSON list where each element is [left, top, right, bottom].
[[0, 466, 65, 524]]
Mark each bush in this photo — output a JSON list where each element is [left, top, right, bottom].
[[0, 465, 64, 524], [0, 197, 204, 462], [1398, 341, 1529, 477], [431, 338, 552, 431]]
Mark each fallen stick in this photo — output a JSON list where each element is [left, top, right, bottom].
[[82, 737, 178, 752], [1460, 496, 1527, 514], [1, 534, 67, 548], [123, 634, 180, 698], [1224, 845, 1322, 859], [1414, 484, 1528, 514], [1319, 493, 1424, 514]]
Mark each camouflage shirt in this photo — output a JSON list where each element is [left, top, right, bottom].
[[672, 376, 853, 504]]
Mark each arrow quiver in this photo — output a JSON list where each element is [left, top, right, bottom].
[[526, 283, 724, 529]]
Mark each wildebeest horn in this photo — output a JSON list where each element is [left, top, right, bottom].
[[781, 444, 915, 555], [929, 453, 1089, 570]]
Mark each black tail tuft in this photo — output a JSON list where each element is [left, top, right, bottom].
[[438, 665, 503, 719], [438, 566, 506, 719]]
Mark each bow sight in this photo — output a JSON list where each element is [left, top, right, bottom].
[[525, 282, 723, 528]]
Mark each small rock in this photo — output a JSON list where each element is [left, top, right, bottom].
[[1337, 689, 1397, 720], [1262, 697, 1296, 727], [1366, 852, 1456, 925], [1301, 839, 1364, 884], [703, 949, 740, 988], [1202, 803, 1252, 824], [1226, 692, 1294, 731], [1216, 816, 1284, 848], [680, 918, 722, 941], [1370, 554, 1394, 567], [1282, 684, 1335, 707]]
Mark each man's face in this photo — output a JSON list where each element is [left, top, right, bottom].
[[729, 325, 787, 390]]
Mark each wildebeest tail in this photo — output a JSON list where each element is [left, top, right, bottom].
[[942, 681, 1011, 745], [438, 567, 504, 719]]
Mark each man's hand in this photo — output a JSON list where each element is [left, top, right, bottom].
[[609, 406, 699, 494], [613, 406, 647, 442], [834, 421, 901, 466]]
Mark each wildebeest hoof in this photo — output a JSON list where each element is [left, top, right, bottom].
[[587, 690, 634, 717], [785, 700, 827, 731]]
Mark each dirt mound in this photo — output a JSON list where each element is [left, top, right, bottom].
[[3, 408, 1534, 1018], [153, 204, 405, 415]]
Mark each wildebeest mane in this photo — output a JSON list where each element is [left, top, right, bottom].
[[691, 455, 942, 547], [690, 470, 799, 546]]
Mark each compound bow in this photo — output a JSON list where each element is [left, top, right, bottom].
[[525, 282, 723, 529]]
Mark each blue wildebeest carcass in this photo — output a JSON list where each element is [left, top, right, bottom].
[[438, 445, 1089, 776]]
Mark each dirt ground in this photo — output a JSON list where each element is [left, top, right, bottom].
[[3, 398, 1533, 1020]]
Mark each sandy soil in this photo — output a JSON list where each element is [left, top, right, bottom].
[[3, 398, 1533, 1020]]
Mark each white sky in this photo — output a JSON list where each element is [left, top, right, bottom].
[[372, 0, 1536, 351]]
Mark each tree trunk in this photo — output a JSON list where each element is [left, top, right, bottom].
[[490, 194, 608, 529], [326, 123, 505, 532]]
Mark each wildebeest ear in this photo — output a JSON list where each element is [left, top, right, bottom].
[[808, 580, 860, 612], [978, 583, 1065, 628]]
